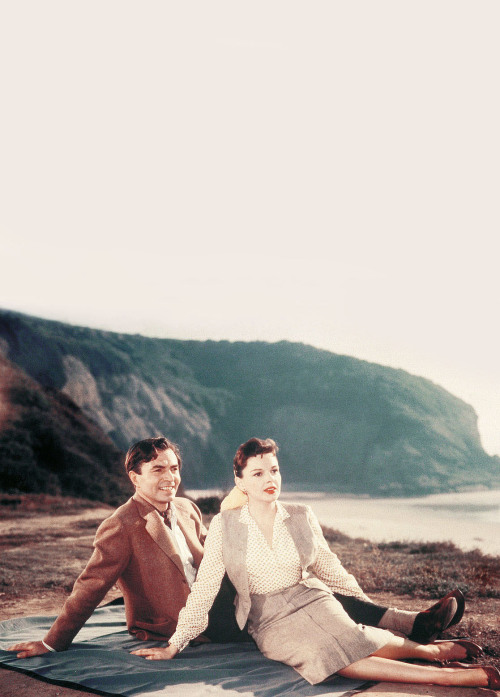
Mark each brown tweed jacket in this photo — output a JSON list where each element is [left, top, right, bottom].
[[44, 493, 206, 650]]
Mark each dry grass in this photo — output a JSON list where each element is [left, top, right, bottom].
[[321, 527, 500, 600]]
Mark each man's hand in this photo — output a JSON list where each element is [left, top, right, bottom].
[[131, 644, 179, 660], [7, 640, 50, 658]]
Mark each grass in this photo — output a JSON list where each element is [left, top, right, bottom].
[[322, 527, 500, 600], [0, 493, 112, 518]]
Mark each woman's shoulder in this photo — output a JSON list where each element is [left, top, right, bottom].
[[280, 501, 312, 516], [205, 512, 223, 540], [220, 506, 242, 522]]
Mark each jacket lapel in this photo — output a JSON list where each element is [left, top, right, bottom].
[[282, 503, 317, 570], [221, 509, 250, 599], [133, 494, 185, 577], [176, 514, 204, 569]]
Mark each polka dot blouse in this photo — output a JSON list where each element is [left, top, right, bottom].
[[169, 502, 370, 651]]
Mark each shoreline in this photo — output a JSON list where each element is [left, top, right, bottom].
[[188, 488, 500, 557], [283, 490, 500, 557]]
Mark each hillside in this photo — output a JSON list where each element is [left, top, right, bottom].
[[0, 353, 132, 504], [1, 308, 499, 496]]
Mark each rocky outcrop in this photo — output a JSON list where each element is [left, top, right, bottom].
[[0, 353, 131, 504], [62, 355, 115, 434]]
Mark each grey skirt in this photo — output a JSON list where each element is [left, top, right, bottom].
[[247, 582, 393, 685]]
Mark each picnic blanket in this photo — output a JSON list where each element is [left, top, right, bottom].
[[0, 605, 367, 696]]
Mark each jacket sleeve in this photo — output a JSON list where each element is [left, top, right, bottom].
[[168, 513, 226, 651], [44, 513, 132, 651], [307, 507, 372, 602]]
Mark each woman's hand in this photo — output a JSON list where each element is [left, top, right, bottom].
[[131, 644, 179, 660]]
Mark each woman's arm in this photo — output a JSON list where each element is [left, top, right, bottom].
[[131, 513, 227, 660], [307, 507, 372, 601]]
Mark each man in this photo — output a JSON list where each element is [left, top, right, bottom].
[[9, 436, 464, 658], [9, 436, 243, 657]]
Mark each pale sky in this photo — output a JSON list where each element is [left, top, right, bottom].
[[1, 1, 499, 456]]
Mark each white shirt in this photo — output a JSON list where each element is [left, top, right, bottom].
[[169, 504, 197, 588], [169, 502, 368, 651]]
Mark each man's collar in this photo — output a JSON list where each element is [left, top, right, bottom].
[[133, 492, 177, 519]]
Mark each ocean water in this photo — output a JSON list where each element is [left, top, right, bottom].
[[187, 488, 500, 557], [280, 489, 500, 557]]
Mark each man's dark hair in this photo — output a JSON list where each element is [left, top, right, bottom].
[[124, 437, 182, 475], [233, 437, 278, 478]]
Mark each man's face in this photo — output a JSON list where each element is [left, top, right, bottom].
[[129, 448, 181, 510]]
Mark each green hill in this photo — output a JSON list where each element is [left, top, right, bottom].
[[0, 308, 498, 497]]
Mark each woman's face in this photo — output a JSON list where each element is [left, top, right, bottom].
[[236, 452, 281, 504]]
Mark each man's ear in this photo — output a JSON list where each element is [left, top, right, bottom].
[[129, 470, 138, 488]]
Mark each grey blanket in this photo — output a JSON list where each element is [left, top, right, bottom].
[[0, 606, 365, 696]]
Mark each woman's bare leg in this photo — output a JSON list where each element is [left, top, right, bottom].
[[370, 635, 478, 663], [338, 656, 489, 687]]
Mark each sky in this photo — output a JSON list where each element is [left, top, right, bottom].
[[1, 1, 499, 456]]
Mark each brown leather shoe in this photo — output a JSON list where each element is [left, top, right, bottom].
[[484, 666, 500, 690], [441, 589, 465, 627], [435, 639, 484, 661], [444, 662, 500, 689], [409, 596, 458, 643]]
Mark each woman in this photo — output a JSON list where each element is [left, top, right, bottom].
[[132, 438, 500, 689]]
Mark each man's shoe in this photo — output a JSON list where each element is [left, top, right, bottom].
[[409, 589, 465, 643], [442, 589, 465, 627], [409, 595, 458, 643]]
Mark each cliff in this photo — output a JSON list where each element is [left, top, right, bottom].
[[0, 352, 131, 504]]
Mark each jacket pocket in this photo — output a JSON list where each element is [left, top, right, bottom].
[[131, 617, 177, 640]]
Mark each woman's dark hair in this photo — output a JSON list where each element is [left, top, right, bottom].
[[124, 437, 182, 475], [233, 437, 278, 478]]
